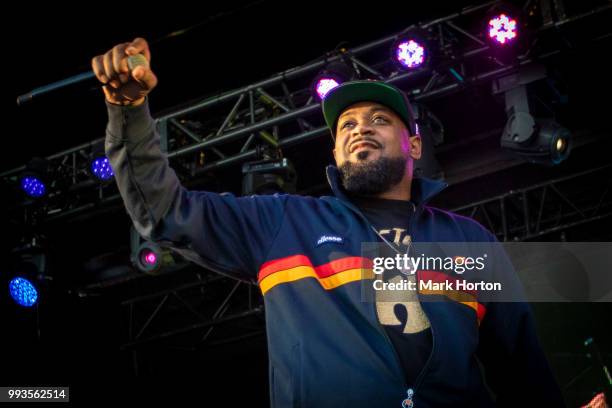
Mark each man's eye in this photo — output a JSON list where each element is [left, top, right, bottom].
[[341, 121, 355, 129], [373, 116, 388, 124]]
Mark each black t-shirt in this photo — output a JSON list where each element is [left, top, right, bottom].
[[351, 195, 433, 386]]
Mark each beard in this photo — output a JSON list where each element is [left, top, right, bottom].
[[338, 151, 408, 196]]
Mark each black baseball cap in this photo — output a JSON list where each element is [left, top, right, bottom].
[[322, 80, 417, 138]]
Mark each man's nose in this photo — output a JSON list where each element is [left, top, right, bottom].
[[351, 122, 374, 137]]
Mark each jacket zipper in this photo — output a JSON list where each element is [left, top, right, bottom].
[[328, 185, 447, 406], [405, 209, 435, 403], [336, 200, 409, 389], [368, 227, 409, 387], [371, 217, 436, 407]]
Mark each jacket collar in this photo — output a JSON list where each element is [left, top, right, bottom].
[[325, 165, 448, 211]]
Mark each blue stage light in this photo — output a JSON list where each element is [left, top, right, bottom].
[[9, 277, 39, 307], [90, 157, 114, 181], [20, 176, 46, 198]]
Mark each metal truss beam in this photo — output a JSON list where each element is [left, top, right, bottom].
[[451, 165, 612, 241], [3, 1, 609, 224], [121, 275, 264, 351]]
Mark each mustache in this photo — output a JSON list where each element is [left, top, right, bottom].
[[348, 138, 381, 152]]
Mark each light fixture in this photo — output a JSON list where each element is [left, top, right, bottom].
[[501, 114, 571, 165], [391, 28, 430, 72], [19, 158, 49, 199], [311, 59, 356, 100], [89, 140, 114, 182], [7, 240, 47, 308], [487, 13, 518, 46]]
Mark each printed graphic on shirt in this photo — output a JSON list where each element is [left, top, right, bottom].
[[374, 227, 431, 334], [378, 228, 412, 248], [376, 275, 431, 333]]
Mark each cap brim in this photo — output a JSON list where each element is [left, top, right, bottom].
[[321, 81, 414, 135]]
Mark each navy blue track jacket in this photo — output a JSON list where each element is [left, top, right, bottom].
[[105, 100, 565, 407]]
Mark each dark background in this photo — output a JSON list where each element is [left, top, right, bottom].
[[5, 1, 611, 406]]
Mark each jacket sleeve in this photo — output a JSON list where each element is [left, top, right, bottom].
[[476, 236, 566, 407], [104, 99, 287, 282]]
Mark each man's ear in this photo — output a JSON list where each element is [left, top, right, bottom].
[[332, 148, 337, 163], [410, 134, 422, 160]]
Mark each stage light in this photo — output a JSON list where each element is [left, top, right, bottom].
[[488, 13, 518, 45], [20, 176, 46, 198], [556, 138, 567, 153], [131, 241, 176, 275], [19, 158, 49, 199], [90, 156, 114, 181], [496, 66, 571, 165], [314, 78, 340, 100], [9, 277, 38, 307], [129, 227, 188, 276], [133, 242, 161, 274], [242, 156, 297, 195], [311, 59, 356, 101], [483, 2, 523, 50], [142, 249, 157, 266], [501, 113, 572, 165], [394, 38, 427, 69], [391, 29, 430, 71], [89, 140, 114, 182], [7, 243, 47, 307]]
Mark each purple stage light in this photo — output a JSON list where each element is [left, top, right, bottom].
[[395, 39, 426, 69], [488, 14, 518, 45], [143, 250, 157, 265], [315, 78, 340, 100], [133, 242, 165, 274]]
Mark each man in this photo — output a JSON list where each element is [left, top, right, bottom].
[[93, 37, 565, 407]]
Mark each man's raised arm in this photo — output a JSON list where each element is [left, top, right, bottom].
[[92, 38, 287, 281]]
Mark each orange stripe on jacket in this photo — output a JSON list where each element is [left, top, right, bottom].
[[258, 257, 487, 323], [258, 255, 373, 295]]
